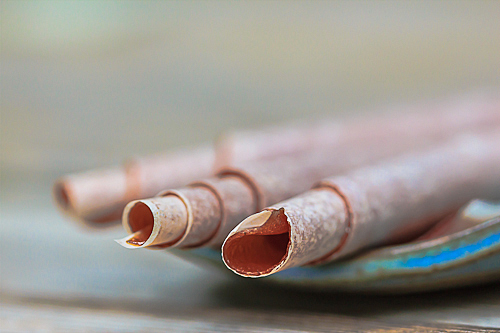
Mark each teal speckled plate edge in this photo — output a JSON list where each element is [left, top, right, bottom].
[[171, 216, 500, 293]]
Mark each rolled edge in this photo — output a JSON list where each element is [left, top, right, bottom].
[[116, 200, 160, 249], [305, 183, 353, 265], [116, 196, 188, 249], [222, 208, 292, 278], [177, 182, 225, 249], [216, 168, 264, 211]]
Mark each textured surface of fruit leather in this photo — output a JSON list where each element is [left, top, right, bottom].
[[175, 201, 500, 293]]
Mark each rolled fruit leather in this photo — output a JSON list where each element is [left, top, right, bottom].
[[118, 95, 500, 250], [222, 130, 500, 278], [55, 92, 500, 224], [176, 200, 500, 293], [54, 119, 352, 224], [53, 120, 354, 224]]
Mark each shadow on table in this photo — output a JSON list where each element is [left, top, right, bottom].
[[3, 273, 500, 324], [208, 278, 500, 319]]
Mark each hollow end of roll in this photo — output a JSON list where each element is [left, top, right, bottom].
[[127, 202, 155, 244], [117, 196, 189, 249], [53, 168, 132, 224], [116, 201, 156, 249], [53, 179, 125, 225], [53, 181, 72, 212], [222, 209, 291, 277]]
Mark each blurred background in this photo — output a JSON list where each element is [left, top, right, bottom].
[[2, 0, 500, 329]]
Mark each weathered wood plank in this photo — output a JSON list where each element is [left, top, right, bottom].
[[2, 297, 499, 333]]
